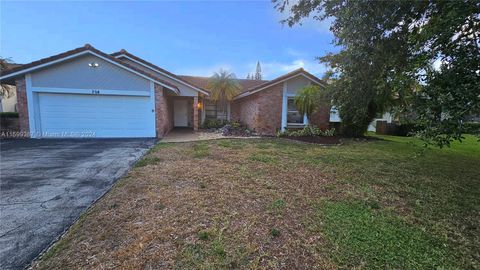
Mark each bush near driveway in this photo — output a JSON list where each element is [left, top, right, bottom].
[[33, 136, 480, 269]]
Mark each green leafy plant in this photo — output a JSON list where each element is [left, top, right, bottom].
[[0, 112, 19, 118], [193, 143, 210, 158], [135, 156, 161, 167], [198, 230, 211, 241], [207, 70, 241, 112], [269, 199, 286, 215], [270, 228, 281, 237], [274, 0, 479, 145], [277, 126, 336, 137], [202, 119, 229, 129], [294, 85, 327, 124], [249, 152, 278, 163]]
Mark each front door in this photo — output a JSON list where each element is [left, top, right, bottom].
[[174, 99, 189, 127]]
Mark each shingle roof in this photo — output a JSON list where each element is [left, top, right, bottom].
[[235, 68, 326, 99], [112, 50, 209, 94], [178, 75, 268, 93], [0, 44, 179, 92], [3, 63, 23, 71], [1, 45, 326, 98]]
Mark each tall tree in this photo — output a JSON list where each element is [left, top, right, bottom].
[[254, 61, 263, 80], [274, 0, 480, 146], [207, 70, 241, 112]]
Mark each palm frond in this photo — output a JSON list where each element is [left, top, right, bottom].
[[207, 70, 241, 104]]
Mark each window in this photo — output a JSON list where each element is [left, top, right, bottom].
[[287, 97, 304, 124], [205, 100, 228, 120]]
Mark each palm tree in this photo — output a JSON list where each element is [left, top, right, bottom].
[[294, 85, 329, 124], [207, 70, 241, 114]]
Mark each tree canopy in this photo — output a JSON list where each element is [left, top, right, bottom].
[[274, 0, 480, 145], [207, 70, 241, 109]]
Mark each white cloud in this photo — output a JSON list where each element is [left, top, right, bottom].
[[174, 63, 235, 77], [285, 48, 306, 57], [259, 59, 328, 79], [296, 16, 334, 34], [174, 58, 328, 80]]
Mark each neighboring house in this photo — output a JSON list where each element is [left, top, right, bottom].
[[329, 106, 393, 132], [1, 63, 21, 112], [0, 44, 330, 138], [0, 88, 17, 112], [368, 112, 393, 131]]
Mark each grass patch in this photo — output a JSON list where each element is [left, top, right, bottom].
[[134, 156, 161, 167], [255, 142, 273, 149], [176, 230, 249, 269], [270, 228, 280, 237], [150, 142, 175, 152], [269, 199, 286, 215], [217, 140, 246, 149], [198, 230, 211, 241], [193, 143, 210, 158], [319, 201, 454, 269], [249, 152, 278, 163]]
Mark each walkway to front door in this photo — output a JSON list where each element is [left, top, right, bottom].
[[160, 128, 222, 143]]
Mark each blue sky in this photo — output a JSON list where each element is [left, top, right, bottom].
[[1, 1, 336, 79]]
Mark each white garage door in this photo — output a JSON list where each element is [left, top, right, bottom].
[[38, 93, 155, 138]]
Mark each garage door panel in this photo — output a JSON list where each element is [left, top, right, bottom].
[[38, 93, 155, 138]]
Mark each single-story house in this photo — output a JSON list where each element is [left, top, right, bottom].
[[0, 44, 330, 138]]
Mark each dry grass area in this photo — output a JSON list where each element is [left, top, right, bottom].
[[33, 136, 480, 269]]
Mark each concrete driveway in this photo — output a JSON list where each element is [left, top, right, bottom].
[[0, 139, 155, 270]]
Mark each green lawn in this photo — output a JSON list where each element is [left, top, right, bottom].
[[34, 135, 479, 269]]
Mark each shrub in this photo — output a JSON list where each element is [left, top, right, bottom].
[[201, 119, 253, 136], [0, 112, 19, 118], [220, 120, 253, 137], [464, 122, 480, 135], [202, 119, 229, 129], [322, 128, 336, 137], [277, 125, 336, 137]]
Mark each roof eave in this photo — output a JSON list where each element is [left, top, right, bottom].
[[0, 45, 180, 94], [233, 69, 327, 100], [112, 51, 210, 96]]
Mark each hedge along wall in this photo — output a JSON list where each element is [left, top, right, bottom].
[[0, 112, 20, 132]]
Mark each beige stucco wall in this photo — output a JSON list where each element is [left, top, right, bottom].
[[1, 86, 17, 112]]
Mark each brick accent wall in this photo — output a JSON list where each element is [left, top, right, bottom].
[[231, 84, 283, 136], [15, 77, 30, 135], [154, 84, 173, 138], [193, 96, 199, 131], [310, 106, 331, 129], [232, 83, 332, 136]]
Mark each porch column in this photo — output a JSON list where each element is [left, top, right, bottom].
[[193, 96, 199, 131], [281, 81, 288, 132]]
